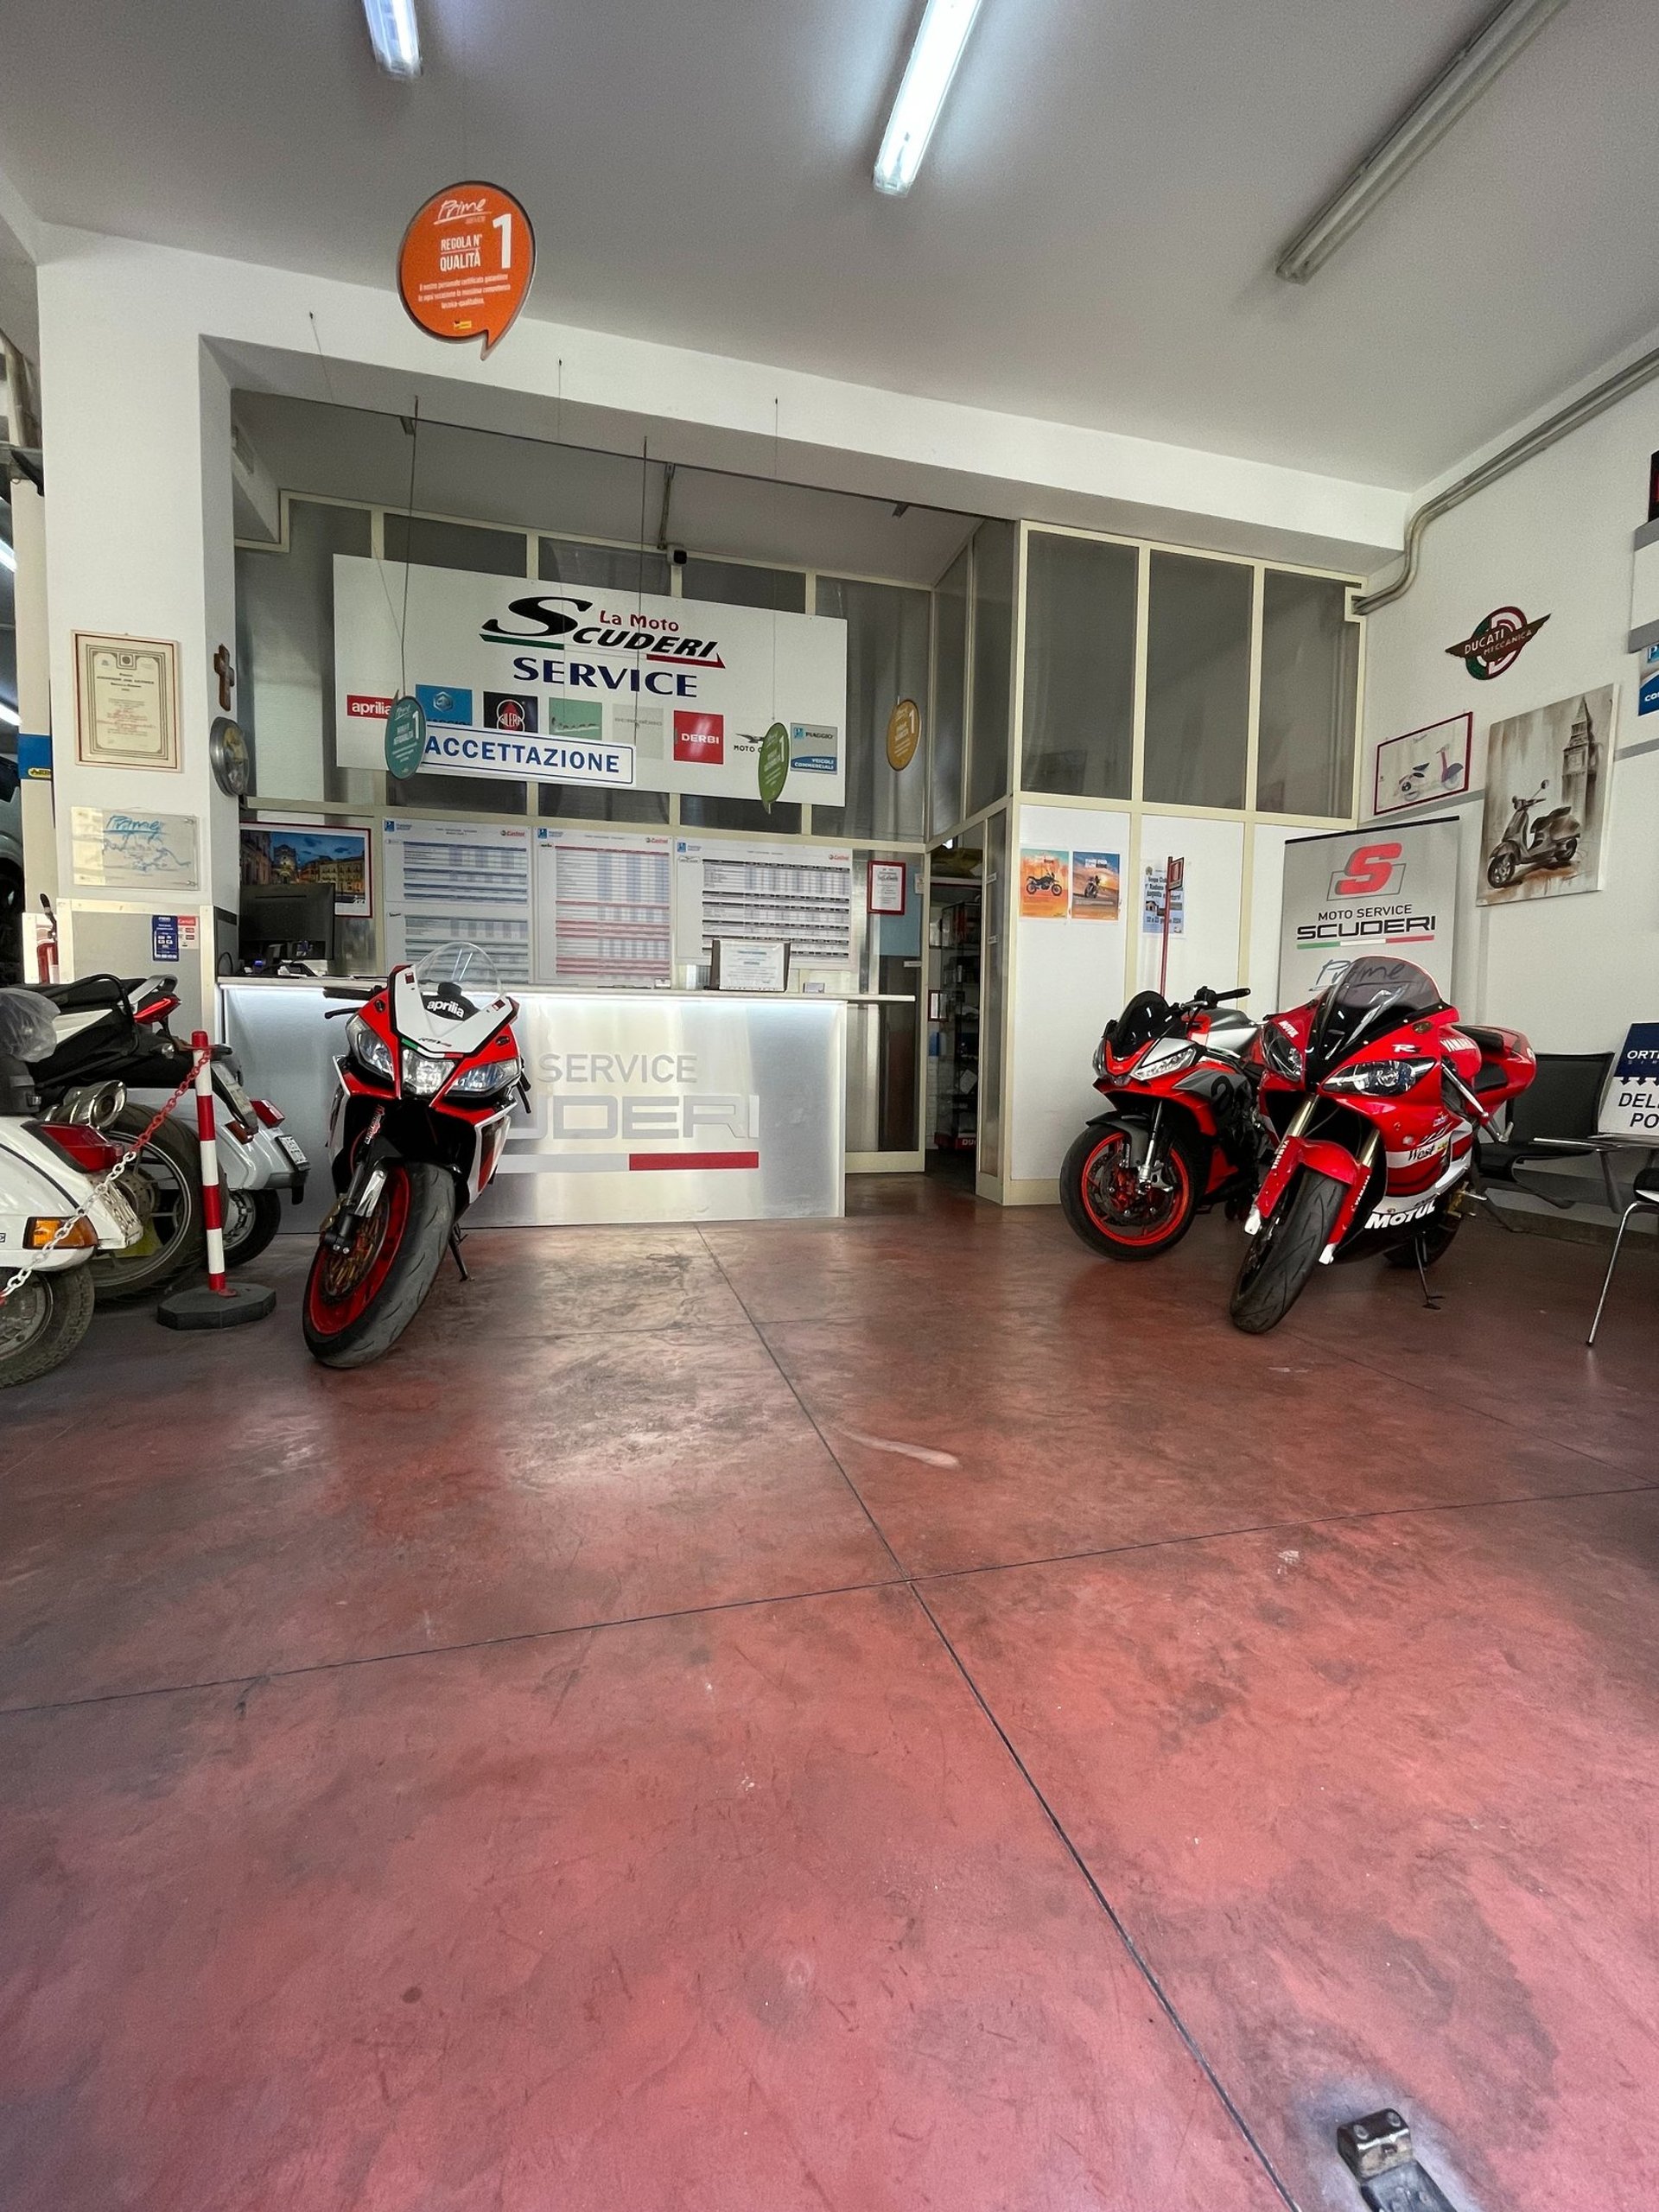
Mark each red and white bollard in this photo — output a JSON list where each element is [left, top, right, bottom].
[[156, 1032, 276, 1331]]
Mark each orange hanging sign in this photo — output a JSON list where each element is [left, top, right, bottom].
[[397, 181, 535, 358]]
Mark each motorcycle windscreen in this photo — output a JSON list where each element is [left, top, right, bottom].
[[1307, 957, 1445, 1077]]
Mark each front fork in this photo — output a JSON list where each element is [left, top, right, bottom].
[[321, 1108, 387, 1254], [1135, 1103, 1170, 1192]]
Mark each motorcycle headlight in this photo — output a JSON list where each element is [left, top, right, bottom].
[[400, 1046, 452, 1096], [1261, 1022, 1304, 1082], [1325, 1056, 1435, 1096], [1134, 1038, 1199, 1082], [347, 1016, 395, 1082], [449, 1055, 520, 1096]]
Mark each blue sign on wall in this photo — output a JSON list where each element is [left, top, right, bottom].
[[150, 915, 181, 964], [1641, 644, 1659, 716]]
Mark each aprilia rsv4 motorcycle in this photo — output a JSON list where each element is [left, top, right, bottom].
[[1060, 985, 1269, 1259], [305, 943, 524, 1369], [1230, 957, 1535, 1333]]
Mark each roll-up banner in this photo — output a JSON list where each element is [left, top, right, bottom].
[[1277, 816, 1460, 1006], [333, 556, 846, 804]]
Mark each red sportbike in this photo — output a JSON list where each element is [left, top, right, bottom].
[[1060, 984, 1274, 1260], [304, 943, 524, 1368], [1230, 956, 1534, 1333]]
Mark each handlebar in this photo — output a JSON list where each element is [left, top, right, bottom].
[[322, 984, 376, 1002]]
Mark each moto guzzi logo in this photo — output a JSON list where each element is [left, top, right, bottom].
[[1446, 606, 1549, 681]]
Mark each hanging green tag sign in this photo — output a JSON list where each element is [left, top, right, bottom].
[[758, 722, 789, 811], [385, 695, 427, 779]]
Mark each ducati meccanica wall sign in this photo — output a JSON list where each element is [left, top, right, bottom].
[[398, 181, 535, 357], [1445, 605, 1550, 680]]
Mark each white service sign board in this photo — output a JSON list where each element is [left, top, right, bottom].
[[1278, 817, 1460, 1006], [334, 557, 847, 804], [1601, 1024, 1659, 1137]]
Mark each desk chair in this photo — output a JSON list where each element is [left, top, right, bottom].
[[1587, 1154, 1659, 1346], [1472, 1049, 1618, 1226]]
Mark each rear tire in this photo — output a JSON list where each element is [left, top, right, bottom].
[[223, 1187, 283, 1268], [302, 1162, 454, 1370], [1230, 1171, 1344, 1334], [90, 1106, 205, 1306], [1059, 1120, 1200, 1261], [0, 1265, 96, 1388], [1383, 1206, 1461, 1269]]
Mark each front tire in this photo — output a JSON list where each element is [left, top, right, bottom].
[[1059, 1121, 1199, 1261], [90, 1106, 205, 1306], [0, 1265, 96, 1388], [1485, 848, 1517, 888], [302, 1161, 455, 1370], [223, 1187, 283, 1268], [1230, 1171, 1344, 1334]]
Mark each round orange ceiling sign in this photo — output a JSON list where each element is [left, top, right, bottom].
[[397, 181, 535, 358]]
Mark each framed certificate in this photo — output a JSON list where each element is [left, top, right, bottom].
[[75, 632, 181, 772], [868, 858, 907, 915], [709, 938, 790, 993]]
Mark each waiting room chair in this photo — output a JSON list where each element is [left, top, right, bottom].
[[1587, 1154, 1659, 1347], [1472, 1048, 1618, 1227]]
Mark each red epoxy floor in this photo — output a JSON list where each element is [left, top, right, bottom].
[[3, 1182, 1656, 2210]]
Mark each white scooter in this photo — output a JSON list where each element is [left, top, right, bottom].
[[0, 990, 142, 1387]]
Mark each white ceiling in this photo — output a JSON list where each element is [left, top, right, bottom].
[[232, 392, 977, 585], [2, 0, 1658, 491]]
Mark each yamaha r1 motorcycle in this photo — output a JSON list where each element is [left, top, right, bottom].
[[1060, 984, 1271, 1260], [305, 943, 525, 1369], [1230, 956, 1535, 1333]]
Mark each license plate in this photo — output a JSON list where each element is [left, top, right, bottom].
[[275, 1135, 308, 1171]]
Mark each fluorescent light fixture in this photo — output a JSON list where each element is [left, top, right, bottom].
[[1275, 0, 1568, 282], [0, 538, 13, 572], [0, 702, 19, 727], [363, 0, 421, 79], [874, 0, 985, 197]]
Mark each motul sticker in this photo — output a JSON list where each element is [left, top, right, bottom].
[[1445, 606, 1549, 680]]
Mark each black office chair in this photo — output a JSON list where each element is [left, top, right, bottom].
[[1587, 1154, 1659, 1346], [1473, 1049, 1618, 1226]]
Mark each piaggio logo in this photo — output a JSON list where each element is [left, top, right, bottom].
[[1332, 841, 1405, 898], [1446, 606, 1549, 680]]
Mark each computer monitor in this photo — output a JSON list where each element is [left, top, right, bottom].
[[239, 881, 337, 963]]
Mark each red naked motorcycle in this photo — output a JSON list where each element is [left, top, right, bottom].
[[1230, 956, 1535, 1332], [1060, 984, 1272, 1260], [304, 943, 525, 1368]]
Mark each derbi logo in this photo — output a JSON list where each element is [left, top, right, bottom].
[[1332, 841, 1404, 898]]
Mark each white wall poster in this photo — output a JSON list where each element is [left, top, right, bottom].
[[1478, 686, 1615, 906], [1372, 712, 1471, 817], [71, 805, 199, 892], [533, 827, 673, 988], [674, 839, 854, 969], [334, 557, 846, 805], [1600, 1023, 1659, 1137], [381, 817, 533, 985], [1278, 817, 1460, 1005]]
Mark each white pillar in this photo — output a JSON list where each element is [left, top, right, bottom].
[[10, 474, 59, 918], [37, 253, 238, 1031]]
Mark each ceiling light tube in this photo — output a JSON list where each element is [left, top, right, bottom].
[[0, 702, 20, 727], [0, 538, 14, 571], [874, 0, 985, 197], [363, 0, 421, 79], [1274, 0, 1569, 283]]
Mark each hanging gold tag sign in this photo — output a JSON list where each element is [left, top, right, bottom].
[[887, 697, 921, 772]]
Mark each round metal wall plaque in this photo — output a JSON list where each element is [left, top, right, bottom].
[[209, 715, 251, 796]]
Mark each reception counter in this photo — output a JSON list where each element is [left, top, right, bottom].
[[219, 980, 846, 1230]]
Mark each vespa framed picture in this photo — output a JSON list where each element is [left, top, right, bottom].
[[74, 632, 182, 772], [1372, 712, 1471, 817]]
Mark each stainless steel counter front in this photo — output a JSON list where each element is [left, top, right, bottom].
[[219, 982, 846, 1230]]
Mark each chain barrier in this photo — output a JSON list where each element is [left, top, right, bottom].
[[0, 1050, 207, 1310]]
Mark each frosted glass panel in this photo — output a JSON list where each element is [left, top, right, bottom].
[[237, 499, 372, 802], [1256, 570, 1358, 818], [1021, 532, 1136, 798], [931, 545, 969, 836], [540, 537, 671, 594], [967, 522, 1015, 816], [1143, 552, 1251, 810], [385, 514, 527, 576], [812, 574, 929, 842], [677, 558, 805, 613]]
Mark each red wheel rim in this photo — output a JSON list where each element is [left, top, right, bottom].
[[1079, 1131, 1192, 1246], [305, 1166, 410, 1338]]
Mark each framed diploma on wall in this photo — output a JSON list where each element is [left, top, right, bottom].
[[74, 633, 181, 772]]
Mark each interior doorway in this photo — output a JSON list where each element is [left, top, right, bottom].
[[925, 846, 982, 1186]]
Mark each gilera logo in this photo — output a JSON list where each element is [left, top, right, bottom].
[[1332, 841, 1405, 898], [1446, 606, 1550, 680]]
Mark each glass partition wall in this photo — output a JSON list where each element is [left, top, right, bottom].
[[930, 520, 1362, 1198]]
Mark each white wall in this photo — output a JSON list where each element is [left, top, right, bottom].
[[1362, 378, 1659, 1053]]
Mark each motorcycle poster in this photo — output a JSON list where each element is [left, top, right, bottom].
[[1019, 849, 1069, 918], [1070, 850, 1121, 920], [1478, 685, 1616, 906]]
